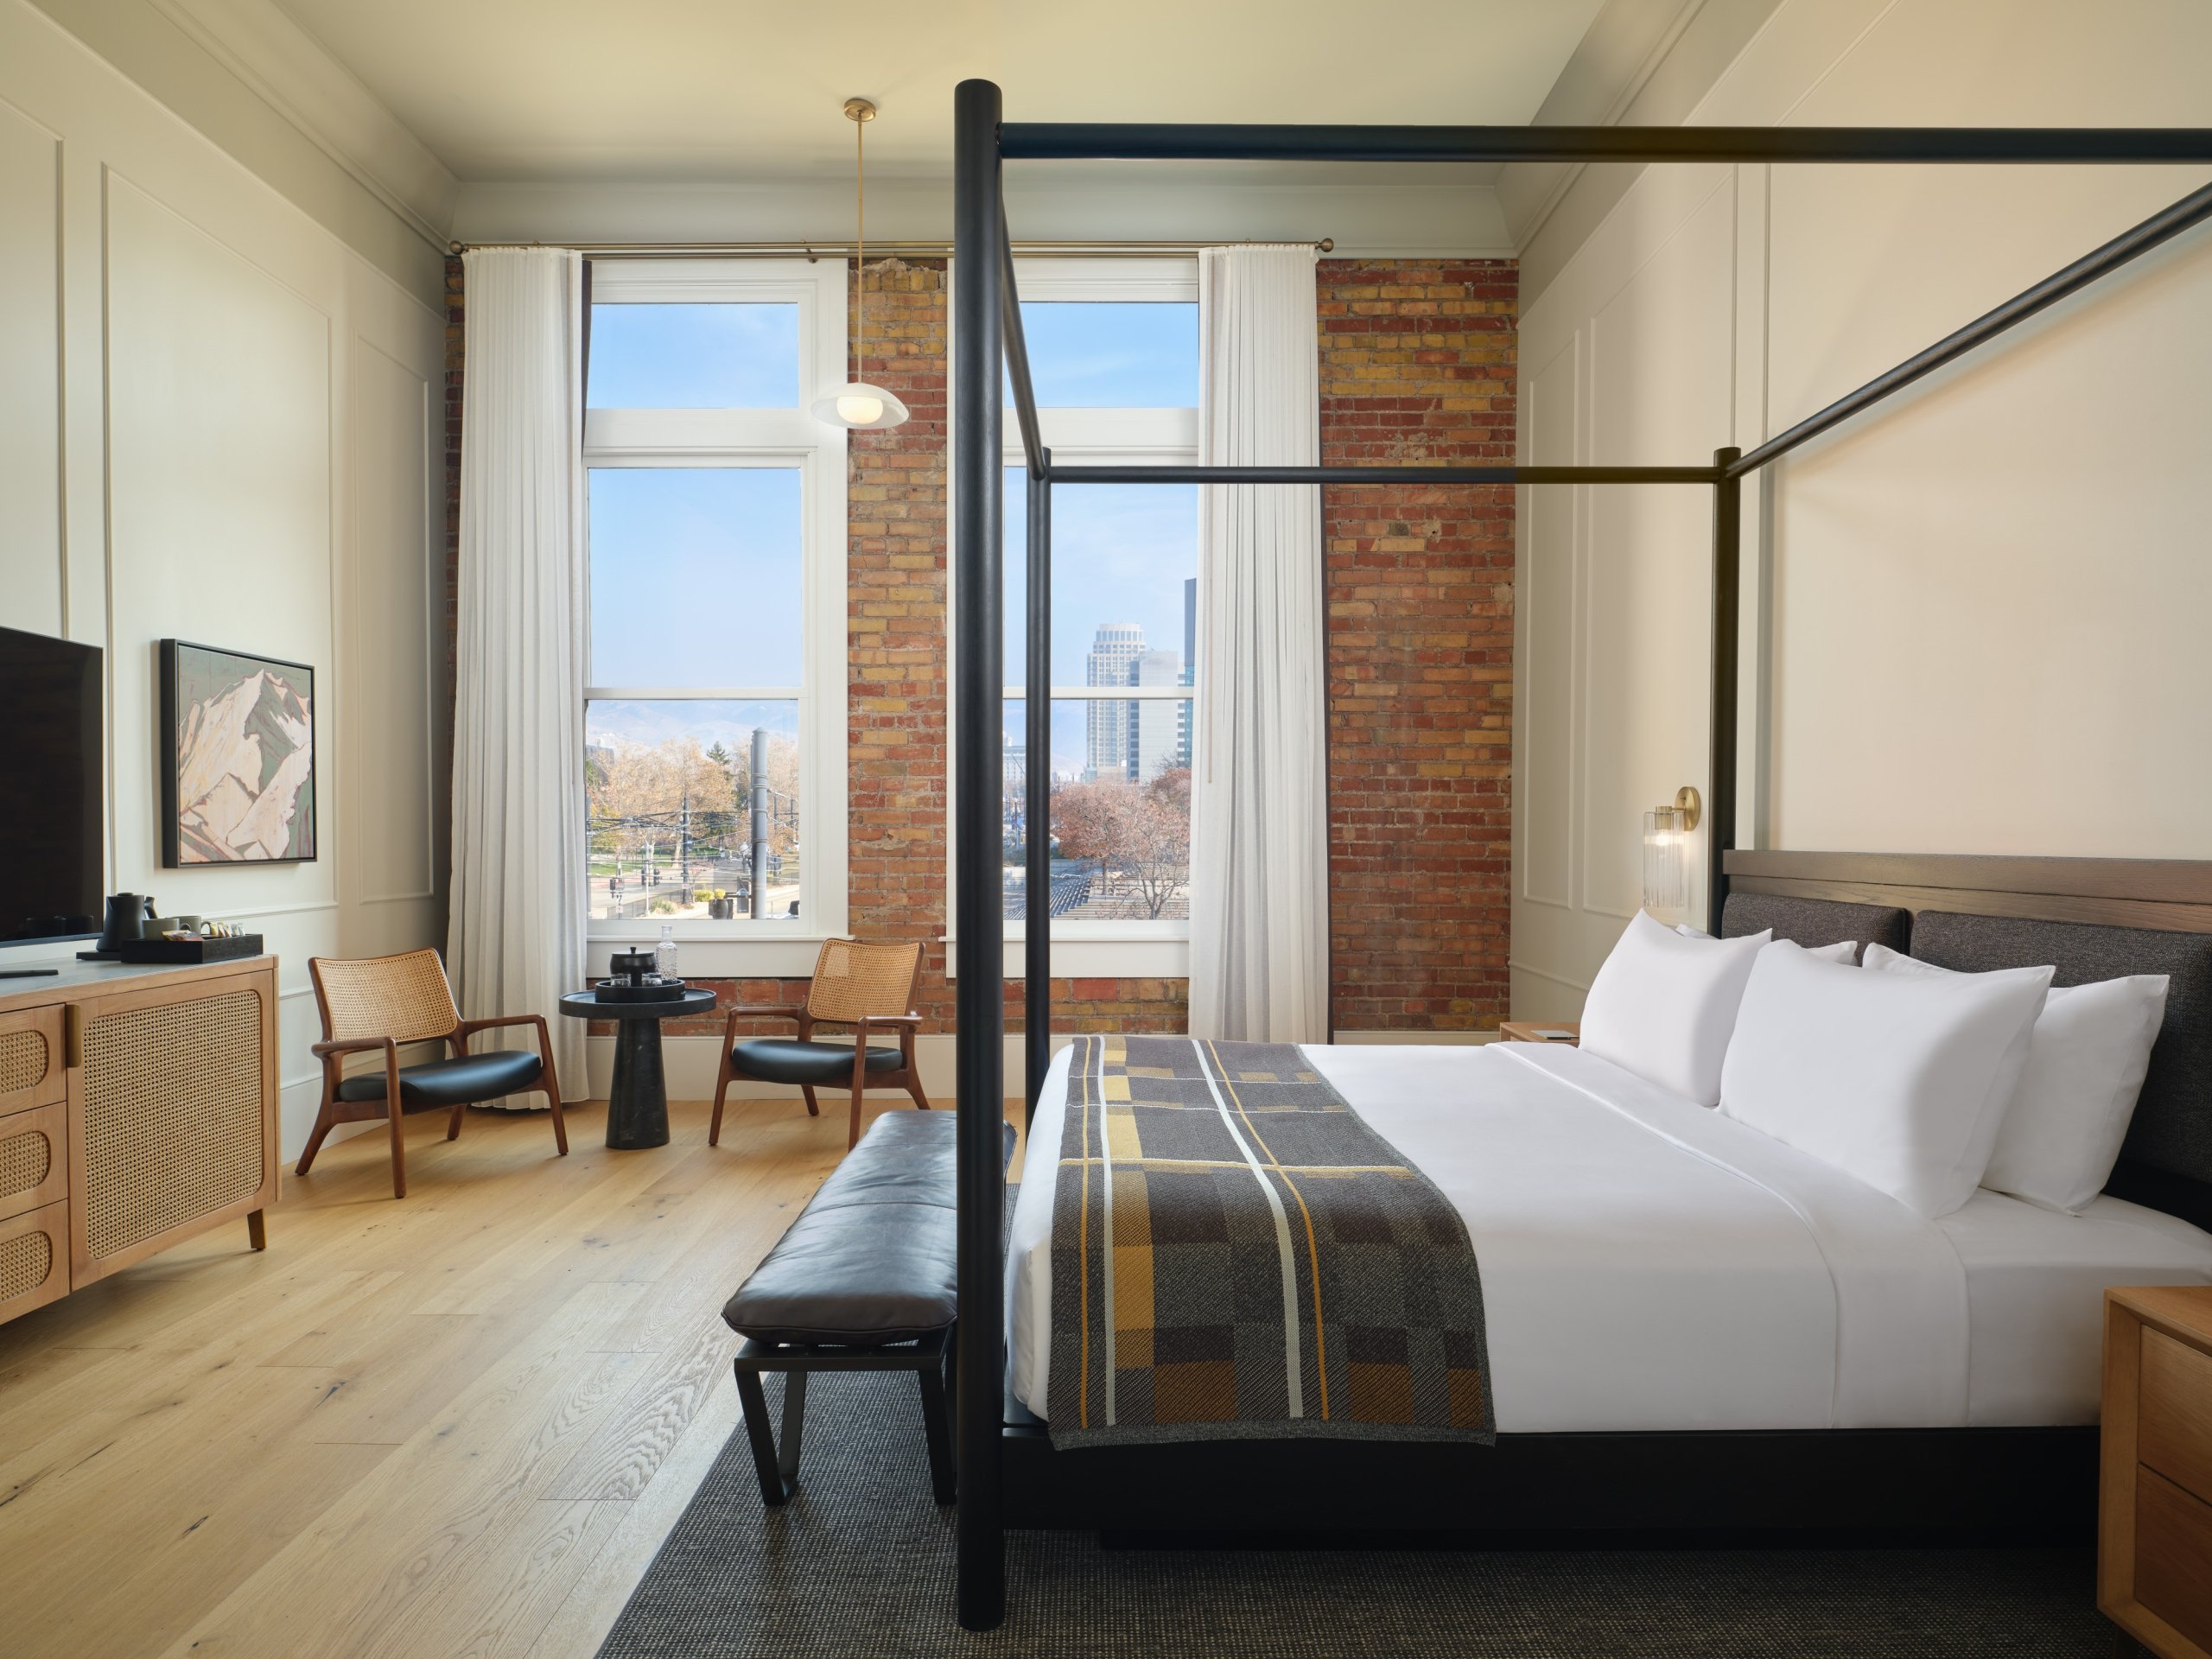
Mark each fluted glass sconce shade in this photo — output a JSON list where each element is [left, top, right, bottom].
[[1642, 807, 1689, 915], [1641, 785, 1701, 918]]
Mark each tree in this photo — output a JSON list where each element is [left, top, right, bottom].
[[1047, 768, 1191, 919]]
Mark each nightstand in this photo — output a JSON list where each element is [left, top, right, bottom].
[[2101, 1286, 2212, 1658], [1498, 1021, 1580, 1046]]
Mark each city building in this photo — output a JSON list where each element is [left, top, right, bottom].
[[1178, 575, 1196, 769], [1128, 647, 1183, 782], [1083, 621, 1145, 779]]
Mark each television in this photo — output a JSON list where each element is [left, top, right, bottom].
[[0, 626, 103, 946]]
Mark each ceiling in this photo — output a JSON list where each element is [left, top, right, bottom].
[[267, 0, 1612, 185]]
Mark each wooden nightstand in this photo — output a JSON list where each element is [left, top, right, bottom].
[[1498, 1021, 1580, 1046], [2102, 1286, 2212, 1658]]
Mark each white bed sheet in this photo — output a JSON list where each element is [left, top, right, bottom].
[[1006, 1039, 2212, 1433]]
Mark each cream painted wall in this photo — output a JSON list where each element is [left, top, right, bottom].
[[0, 0, 448, 1155], [1511, 0, 2212, 1015]]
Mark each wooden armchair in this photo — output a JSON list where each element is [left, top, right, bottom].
[[710, 938, 928, 1150], [301, 948, 566, 1198]]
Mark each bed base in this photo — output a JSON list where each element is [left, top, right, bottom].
[[1002, 1418, 2096, 1542]]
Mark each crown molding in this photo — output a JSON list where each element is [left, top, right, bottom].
[[143, 0, 456, 245], [453, 172, 1518, 262]]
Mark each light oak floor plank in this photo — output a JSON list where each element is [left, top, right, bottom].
[[0, 1093, 1024, 1659]]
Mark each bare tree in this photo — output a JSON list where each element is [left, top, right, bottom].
[[1049, 768, 1191, 919]]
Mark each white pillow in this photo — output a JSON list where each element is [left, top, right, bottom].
[[1719, 941, 2052, 1217], [1580, 911, 1772, 1105], [1679, 922, 1854, 964], [1861, 944, 2168, 1213]]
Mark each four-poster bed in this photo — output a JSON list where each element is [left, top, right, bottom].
[[947, 78, 2212, 1628]]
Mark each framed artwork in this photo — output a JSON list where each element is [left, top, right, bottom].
[[160, 639, 317, 867]]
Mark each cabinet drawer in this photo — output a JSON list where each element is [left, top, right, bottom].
[[0, 1006, 64, 1116], [0, 1101, 67, 1224], [2138, 1465, 2212, 1655], [2142, 1326, 2212, 1507], [0, 1202, 68, 1325]]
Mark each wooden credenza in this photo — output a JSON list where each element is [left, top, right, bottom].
[[0, 956, 278, 1325]]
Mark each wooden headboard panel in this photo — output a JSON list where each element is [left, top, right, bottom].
[[1726, 851, 2212, 936]]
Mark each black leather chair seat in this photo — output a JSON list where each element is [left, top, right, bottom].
[[723, 1109, 1014, 1346], [336, 1048, 543, 1107], [731, 1037, 904, 1087]]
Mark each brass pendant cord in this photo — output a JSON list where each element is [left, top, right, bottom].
[[853, 103, 866, 379]]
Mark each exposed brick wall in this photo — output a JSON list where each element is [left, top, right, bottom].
[[446, 254, 1513, 1045], [1319, 259, 1518, 1032]]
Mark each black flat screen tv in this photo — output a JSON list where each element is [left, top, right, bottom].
[[0, 626, 103, 946]]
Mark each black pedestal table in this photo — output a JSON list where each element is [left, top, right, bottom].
[[557, 988, 718, 1149]]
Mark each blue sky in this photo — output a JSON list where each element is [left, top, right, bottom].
[[587, 298, 1198, 776]]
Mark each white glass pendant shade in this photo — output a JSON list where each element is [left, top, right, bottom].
[[811, 381, 909, 429]]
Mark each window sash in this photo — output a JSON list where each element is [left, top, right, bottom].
[[581, 258, 847, 950]]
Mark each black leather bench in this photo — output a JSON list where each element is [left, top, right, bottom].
[[721, 1108, 1014, 1506]]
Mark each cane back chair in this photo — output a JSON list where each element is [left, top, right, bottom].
[[710, 938, 928, 1150], [302, 949, 566, 1198]]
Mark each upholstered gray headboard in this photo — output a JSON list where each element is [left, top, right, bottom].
[[1721, 893, 1910, 962], [1911, 911, 2212, 1211]]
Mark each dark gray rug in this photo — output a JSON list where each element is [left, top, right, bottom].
[[597, 1370, 2111, 1657]]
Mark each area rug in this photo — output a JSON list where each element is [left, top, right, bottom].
[[597, 1369, 2110, 1658]]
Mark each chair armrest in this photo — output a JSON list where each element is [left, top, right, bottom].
[[854, 1014, 923, 1028], [310, 1034, 399, 1059], [453, 1014, 541, 1037], [453, 1011, 543, 1059]]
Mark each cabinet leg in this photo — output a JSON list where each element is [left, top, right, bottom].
[[247, 1210, 267, 1251]]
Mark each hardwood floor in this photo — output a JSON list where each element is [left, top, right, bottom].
[[0, 1093, 1022, 1659]]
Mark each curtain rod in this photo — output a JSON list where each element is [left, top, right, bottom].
[[444, 236, 1333, 257]]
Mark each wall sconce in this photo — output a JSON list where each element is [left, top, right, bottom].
[[1642, 786, 1701, 917]]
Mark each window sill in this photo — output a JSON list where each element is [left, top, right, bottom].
[[941, 935, 1190, 981]]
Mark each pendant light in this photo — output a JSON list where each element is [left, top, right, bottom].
[[811, 97, 910, 430]]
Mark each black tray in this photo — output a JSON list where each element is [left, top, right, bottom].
[[591, 978, 691, 1003], [116, 933, 265, 963]]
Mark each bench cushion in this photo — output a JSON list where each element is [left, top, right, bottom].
[[721, 1109, 1015, 1346]]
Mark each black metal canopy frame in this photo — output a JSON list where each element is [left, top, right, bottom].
[[949, 77, 2212, 1629]]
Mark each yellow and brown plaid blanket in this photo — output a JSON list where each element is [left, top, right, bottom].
[[1046, 1034, 1494, 1448]]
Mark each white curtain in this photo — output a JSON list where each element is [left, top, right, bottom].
[[448, 248, 588, 1100], [1187, 245, 1329, 1043]]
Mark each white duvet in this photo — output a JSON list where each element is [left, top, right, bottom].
[[1007, 1039, 2212, 1432]]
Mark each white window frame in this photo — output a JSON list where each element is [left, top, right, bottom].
[[944, 257, 1200, 981], [582, 258, 849, 976]]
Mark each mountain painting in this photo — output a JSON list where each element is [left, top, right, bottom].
[[160, 641, 317, 866]]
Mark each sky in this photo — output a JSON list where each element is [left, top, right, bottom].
[[586, 296, 1198, 778]]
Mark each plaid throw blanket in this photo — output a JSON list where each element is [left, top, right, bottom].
[[1046, 1035, 1495, 1448]]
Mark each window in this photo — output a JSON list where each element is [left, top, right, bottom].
[[583, 260, 847, 961], [952, 258, 1201, 976]]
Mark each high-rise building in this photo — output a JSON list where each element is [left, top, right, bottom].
[[1127, 649, 1182, 783], [1084, 623, 1145, 780], [1177, 576, 1197, 769]]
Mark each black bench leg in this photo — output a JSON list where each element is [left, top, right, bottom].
[[734, 1365, 807, 1506], [918, 1354, 956, 1506]]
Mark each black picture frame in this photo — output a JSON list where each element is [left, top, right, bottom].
[[159, 639, 318, 868]]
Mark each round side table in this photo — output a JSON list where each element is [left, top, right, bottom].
[[557, 988, 717, 1149]]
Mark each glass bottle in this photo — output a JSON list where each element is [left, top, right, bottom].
[[656, 923, 677, 981]]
